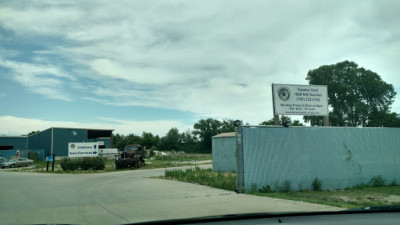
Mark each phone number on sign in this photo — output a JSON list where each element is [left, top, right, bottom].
[[296, 97, 321, 102]]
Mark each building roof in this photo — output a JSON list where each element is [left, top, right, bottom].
[[212, 132, 236, 138], [28, 127, 114, 137]]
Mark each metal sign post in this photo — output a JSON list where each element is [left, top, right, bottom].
[[234, 120, 245, 193], [271, 84, 280, 125], [46, 154, 55, 171]]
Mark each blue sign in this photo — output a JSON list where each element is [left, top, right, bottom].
[[46, 155, 53, 162]]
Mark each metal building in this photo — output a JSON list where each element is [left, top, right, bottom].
[[211, 132, 236, 172], [0, 136, 28, 150], [0, 127, 114, 157]]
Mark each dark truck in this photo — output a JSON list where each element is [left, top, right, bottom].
[[115, 144, 145, 169]]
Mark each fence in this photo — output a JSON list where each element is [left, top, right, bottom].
[[0, 150, 45, 160], [236, 126, 400, 192]]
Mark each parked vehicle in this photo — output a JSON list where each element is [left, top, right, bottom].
[[0, 158, 34, 168], [115, 144, 145, 169], [0, 157, 5, 163]]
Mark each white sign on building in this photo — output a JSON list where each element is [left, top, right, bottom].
[[272, 84, 328, 116], [68, 142, 99, 157]]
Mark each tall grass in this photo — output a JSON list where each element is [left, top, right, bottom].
[[164, 167, 236, 191]]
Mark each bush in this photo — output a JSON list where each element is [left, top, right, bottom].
[[60, 158, 81, 171], [369, 175, 386, 187], [312, 177, 322, 191], [60, 157, 105, 171], [92, 157, 105, 170], [81, 158, 92, 170]]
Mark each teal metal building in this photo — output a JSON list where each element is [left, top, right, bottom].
[[0, 127, 113, 157], [212, 132, 236, 172], [0, 136, 28, 150]]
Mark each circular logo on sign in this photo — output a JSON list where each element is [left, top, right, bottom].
[[71, 144, 75, 149], [278, 87, 290, 101]]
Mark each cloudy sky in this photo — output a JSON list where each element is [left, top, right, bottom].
[[1, 0, 399, 136]]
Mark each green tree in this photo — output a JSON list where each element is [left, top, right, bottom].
[[140, 132, 160, 149], [25, 130, 40, 136], [158, 127, 181, 151], [304, 61, 396, 127], [125, 134, 142, 146], [219, 119, 236, 133], [193, 118, 222, 152], [260, 116, 303, 126], [112, 133, 127, 150], [179, 129, 200, 153], [193, 118, 237, 153]]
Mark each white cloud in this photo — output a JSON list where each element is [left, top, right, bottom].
[[0, 0, 399, 128], [0, 115, 191, 137], [0, 58, 75, 101]]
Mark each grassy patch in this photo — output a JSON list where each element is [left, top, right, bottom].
[[163, 167, 236, 191], [159, 168, 400, 209], [6, 154, 212, 174], [153, 153, 212, 162], [254, 186, 400, 209]]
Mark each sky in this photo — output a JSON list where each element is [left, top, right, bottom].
[[0, 0, 399, 136]]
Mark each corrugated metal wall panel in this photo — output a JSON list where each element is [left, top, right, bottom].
[[212, 136, 236, 172], [53, 128, 88, 156], [0, 137, 28, 150], [28, 129, 52, 156], [241, 126, 400, 192]]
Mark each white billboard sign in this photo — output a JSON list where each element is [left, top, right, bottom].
[[68, 142, 99, 157], [272, 84, 328, 116]]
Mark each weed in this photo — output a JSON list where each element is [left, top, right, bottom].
[[343, 143, 362, 174], [312, 177, 322, 191], [249, 183, 258, 194], [259, 185, 274, 193], [369, 175, 386, 187], [276, 180, 291, 192], [351, 183, 369, 189]]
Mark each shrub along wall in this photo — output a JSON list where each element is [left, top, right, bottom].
[[238, 126, 400, 192], [60, 157, 105, 171]]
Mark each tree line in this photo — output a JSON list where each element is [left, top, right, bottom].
[[113, 116, 305, 153], [112, 118, 238, 153]]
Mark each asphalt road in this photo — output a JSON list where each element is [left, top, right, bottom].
[[0, 165, 342, 224]]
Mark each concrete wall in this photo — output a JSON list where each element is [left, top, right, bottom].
[[240, 126, 400, 192], [212, 135, 236, 172]]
